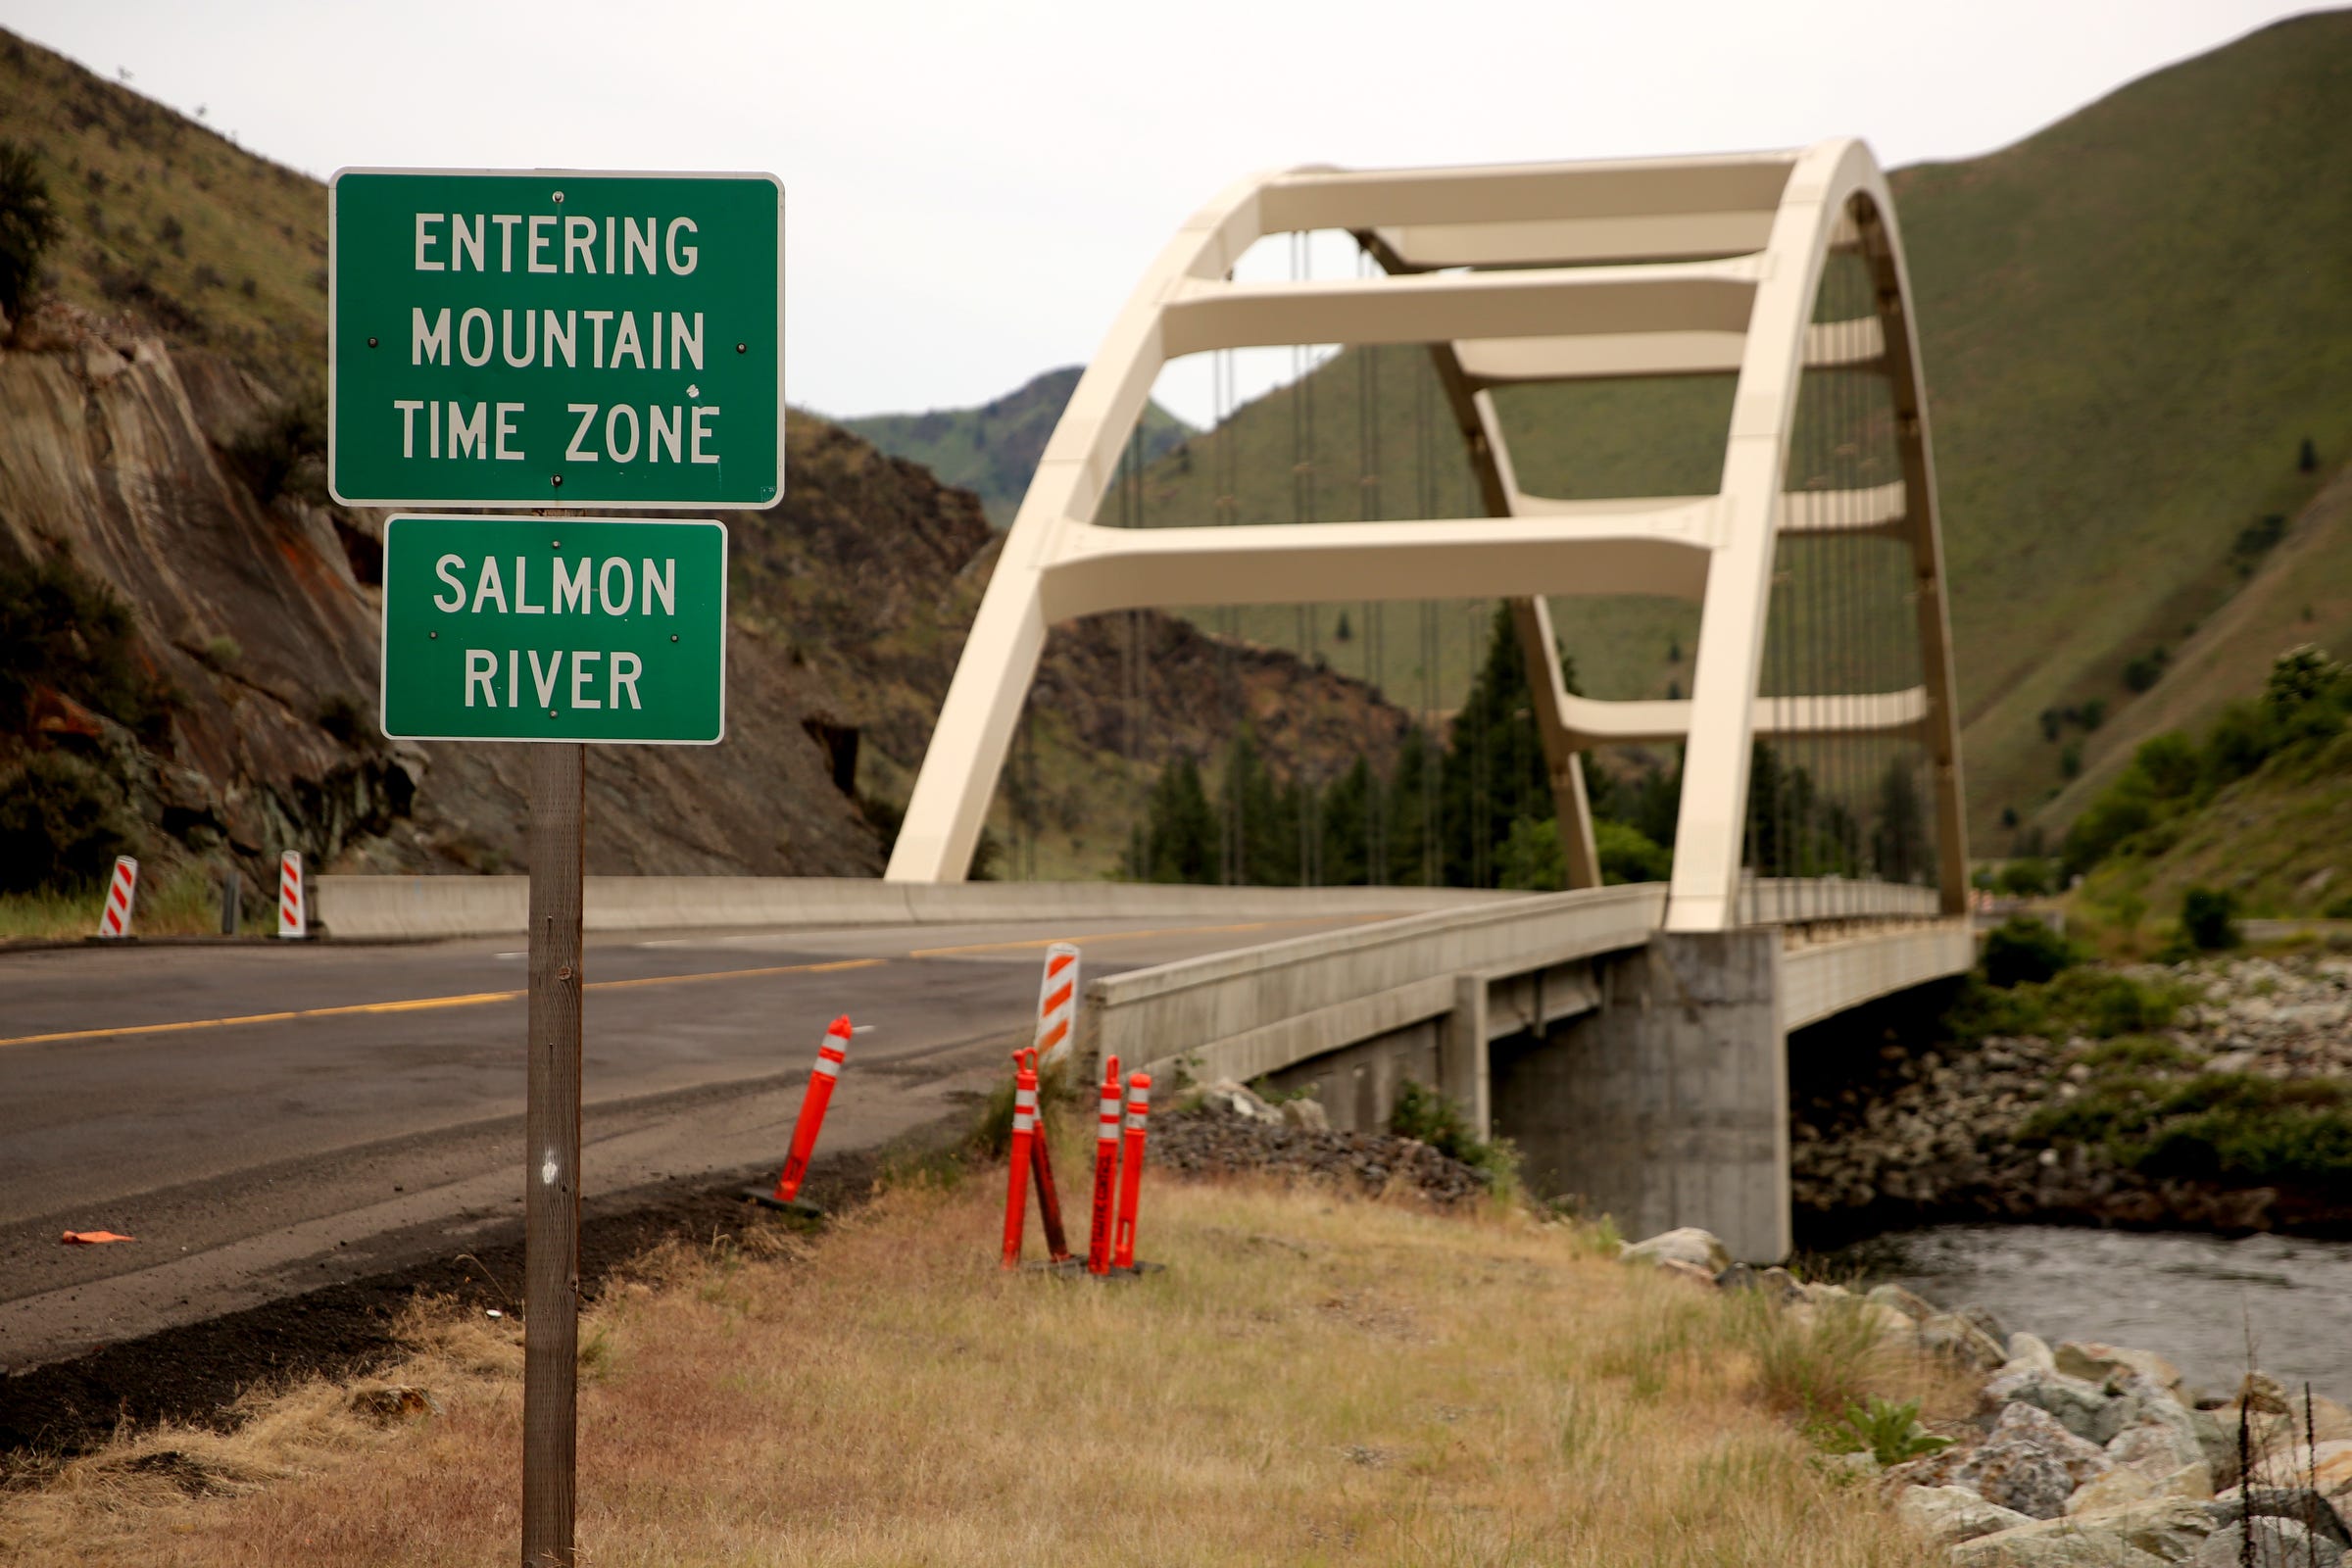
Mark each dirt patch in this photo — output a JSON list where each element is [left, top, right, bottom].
[[0, 1125, 948, 1464]]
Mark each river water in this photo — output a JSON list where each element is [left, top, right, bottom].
[[1831, 1224, 2352, 1399]]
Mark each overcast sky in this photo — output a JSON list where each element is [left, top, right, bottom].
[[3, 1, 2324, 426]]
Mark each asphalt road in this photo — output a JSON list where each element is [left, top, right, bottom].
[[0, 912, 1378, 1372]]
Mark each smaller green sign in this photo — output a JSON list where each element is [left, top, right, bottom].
[[381, 514, 726, 745]]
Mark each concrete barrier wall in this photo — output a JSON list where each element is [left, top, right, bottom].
[[313, 874, 1505, 940], [1086, 884, 1667, 1084]]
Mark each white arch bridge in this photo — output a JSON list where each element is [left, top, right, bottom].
[[884, 140, 1978, 1259]]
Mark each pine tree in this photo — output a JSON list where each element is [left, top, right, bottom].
[[1128, 755, 1215, 883], [1220, 725, 1293, 885], [1317, 757, 1371, 885], [1442, 608, 1557, 884]]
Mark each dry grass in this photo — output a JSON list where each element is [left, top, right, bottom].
[[0, 864, 241, 941], [0, 1164, 1961, 1566]]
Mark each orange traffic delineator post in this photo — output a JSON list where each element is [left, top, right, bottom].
[[744, 1014, 854, 1217], [1001, 1050, 1040, 1269], [1021, 1050, 1074, 1264], [1086, 1053, 1122, 1274], [1111, 1071, 1152, 1272]]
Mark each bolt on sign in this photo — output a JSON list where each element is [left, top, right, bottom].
[[380, 514, 726, 744], [328, 170, 783, 510]]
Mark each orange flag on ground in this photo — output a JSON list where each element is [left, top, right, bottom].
[[61, 1230, 134, 1244]]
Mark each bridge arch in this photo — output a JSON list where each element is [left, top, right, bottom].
[[884, 139, 1966, 931]]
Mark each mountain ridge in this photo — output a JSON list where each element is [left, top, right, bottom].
[[845, 367, 1192, 529]]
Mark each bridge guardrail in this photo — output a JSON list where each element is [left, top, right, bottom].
[[311, 874, 1510, 939], [1780, 918, 1975, 1032], [1085, 883, 1667, 1086], [1737, 878, 1940, 924]]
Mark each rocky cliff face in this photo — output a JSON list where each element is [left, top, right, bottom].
[[0, 301, 891, 882], [0, 300, 1405, 890]]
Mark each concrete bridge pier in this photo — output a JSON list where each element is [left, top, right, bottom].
[[1489, 930, 1790, 1264]]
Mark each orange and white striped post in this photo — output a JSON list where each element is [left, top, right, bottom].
[[1086, 1053, 1122, 1274], [94, 856, 138, 939], [1111, 1071, 1152, 1271], [1033, 942, 1080, 1068], [276, 851, 307, 939], [757, 1015, 854, 1209], [1001, 1050, 1040, 1269]]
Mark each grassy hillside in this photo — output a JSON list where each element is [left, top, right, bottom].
[[1893, 9, 2352, 846], [2034, 460, 2352, 841], [2075, 731, 2352, 926], [0, 31, 324, 389], [2055, 642, 2352, 928], [846, 367, 1193, 528]]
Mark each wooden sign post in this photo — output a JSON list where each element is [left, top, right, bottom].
[[521, 740, 584, 1566], [331, 167, 781, 1568]]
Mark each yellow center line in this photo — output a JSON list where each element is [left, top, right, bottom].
[[0, 956, 888, 1049]]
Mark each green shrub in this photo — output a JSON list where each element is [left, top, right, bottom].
[[0, 752, 135, 893], [1595, 818, 1672, 884], [2024, 1070, 2352, 1188], [1953, 965, 2184, 1043], [0, 552, 177, 741], [1389, 1079, 1514, 1188], [2123, 649, 2169, 694], [2052, 967, 2185, 1035], [0, 139, 59, 318], [1994, 858, 2056, 898], [1832, 1396, 1953, 1466], [2081, 1034, 2191, 1071], [317, 691, 369, 747], [2133, 732, 2202, 801], [224, 386, 328, 506], [2020, 1075, 2161, 1148], [2181, 886, 2241, 951], [1497, 814, 1565, 892], [1983, 916, 2078, 988]]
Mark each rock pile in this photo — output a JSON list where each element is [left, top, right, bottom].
[[2180, 956, 2352, 1080], [1792, 954, 2352, 1235], [1621, 1225, 2352, 1565], [1152, 1081, 1494, 1207]]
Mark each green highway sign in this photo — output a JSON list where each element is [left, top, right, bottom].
[[330, 169, 782, 510], [381, 514, 727, 744]]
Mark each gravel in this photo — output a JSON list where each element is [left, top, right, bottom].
[[1149, 1103, 1494, 1206]]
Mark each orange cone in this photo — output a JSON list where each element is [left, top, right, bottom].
[[1111, 1072, 1152, 1271], [748, 1015, 853, 1213], [1086, 1054, 1122, 1274], [1001, 1051, 1040, 1269]]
